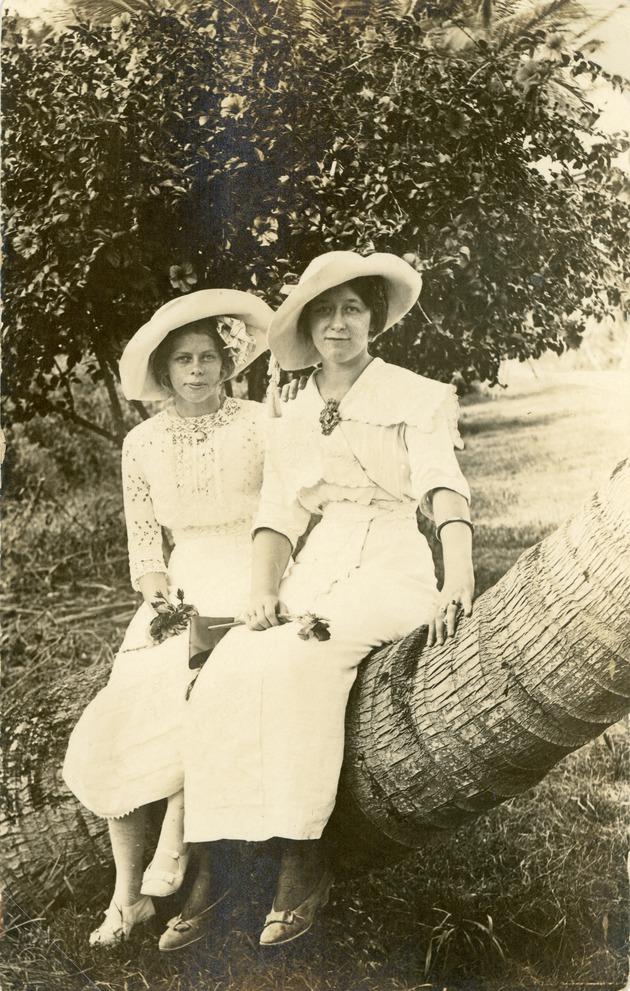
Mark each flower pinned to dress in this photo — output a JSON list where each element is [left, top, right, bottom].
[[149, 589, 198, 645], [297, 613, 331, 641], [216, 316, 256, 367], [319, 399, 341, 436]]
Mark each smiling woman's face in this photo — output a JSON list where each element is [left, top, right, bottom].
[[305, 284, 372, 367]]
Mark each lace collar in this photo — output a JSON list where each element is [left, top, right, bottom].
[[162, 397, 241, 439]]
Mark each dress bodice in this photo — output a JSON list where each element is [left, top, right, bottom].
[[122, 398, 265, 587], [255, 359, 470, 549]]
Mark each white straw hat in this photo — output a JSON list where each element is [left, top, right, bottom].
[[119, 289, 273, 401], [268, 251, 423, 371]]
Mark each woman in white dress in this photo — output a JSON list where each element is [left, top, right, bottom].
[[62, 289, 272, 946], [163, 252, 475, 951]]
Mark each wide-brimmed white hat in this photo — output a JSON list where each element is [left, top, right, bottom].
[[268, 251, 423, 371], [119, 289, 273, 401]]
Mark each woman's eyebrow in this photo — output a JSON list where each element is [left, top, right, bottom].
[[171, 347, 218, 356]]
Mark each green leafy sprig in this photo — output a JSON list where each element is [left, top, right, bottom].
[[149, 589, 198, 645]]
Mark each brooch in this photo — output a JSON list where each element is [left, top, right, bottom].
[[319, 399, 341, 436]]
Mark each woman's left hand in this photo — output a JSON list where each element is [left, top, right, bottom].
[[244, 595, 291, 631], [279, 374, 310, 403], [427, 584, 474, 648]]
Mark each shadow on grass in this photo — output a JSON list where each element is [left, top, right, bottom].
[[461, 412, 560, 437]]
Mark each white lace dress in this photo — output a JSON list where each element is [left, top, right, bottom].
[[182, 359, 471, 842], [63, 398, 265, 818]]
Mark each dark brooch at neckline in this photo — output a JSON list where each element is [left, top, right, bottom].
[[319, 399, 341, 436]]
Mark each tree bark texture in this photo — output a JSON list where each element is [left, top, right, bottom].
[[2, 460, 629, 912], [329, 458, 630, 866]]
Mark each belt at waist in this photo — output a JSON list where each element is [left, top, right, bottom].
[[320, 500, 417, 524], [170, 520, 251, 544]]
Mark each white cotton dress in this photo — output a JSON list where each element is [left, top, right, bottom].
[[62, 398, 265, 819], [182, 358, 470, 843]]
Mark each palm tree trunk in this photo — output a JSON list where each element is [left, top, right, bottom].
[[2, 460, 629, 911], [329, 457, 630, 866]]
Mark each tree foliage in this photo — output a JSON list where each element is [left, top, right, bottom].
[[2, 2, 628, 436]]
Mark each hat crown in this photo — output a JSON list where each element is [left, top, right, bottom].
[[298, 251, 364, 286]]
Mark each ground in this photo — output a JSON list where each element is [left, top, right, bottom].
[[2, 365, 629, 991]]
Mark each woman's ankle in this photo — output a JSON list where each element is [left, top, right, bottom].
[[149, 846, 188, 870], [273, 840, 327, 911], [180, 844, 222, 919], [111, 887, 144, 908]]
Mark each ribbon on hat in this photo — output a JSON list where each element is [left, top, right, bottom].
[[216, 316, 256, 367]]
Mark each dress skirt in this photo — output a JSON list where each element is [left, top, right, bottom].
[[182, 500, 439, 843], [62, 526, 253, 819]]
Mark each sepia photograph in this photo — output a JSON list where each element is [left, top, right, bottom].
[[1, 1, 629, 989]]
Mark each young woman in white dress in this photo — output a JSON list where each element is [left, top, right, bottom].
[[63, 289, 272, 946], [161, 252, 475, 951]]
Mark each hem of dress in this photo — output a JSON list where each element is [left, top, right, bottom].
[[184, 805, 333, 843], [62, 772, 182, 821]]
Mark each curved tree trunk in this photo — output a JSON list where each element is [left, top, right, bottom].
[[2, 460, 629, 912], [330, 457, 630, 865]]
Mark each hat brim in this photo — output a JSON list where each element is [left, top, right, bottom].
[[119, 289, 273, 401], [268, 253, 422, 371]]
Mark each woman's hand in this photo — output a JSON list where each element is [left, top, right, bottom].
[[430, 490, 475, 648], [248, 530, 294, 631], [137, 572, 170, 614], [279, 374, 309, 403], [244, 595, 291, 631], [427, 582, 474, 648]]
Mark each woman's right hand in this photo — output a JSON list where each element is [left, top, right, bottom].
[[244, 595, 290, 631]]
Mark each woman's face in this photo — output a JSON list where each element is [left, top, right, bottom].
[[166, 330, 225, 413], [305, 284, 372, 368]]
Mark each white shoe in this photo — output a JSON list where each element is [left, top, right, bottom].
[[89, 896, 155, 947], [140, 848, 189, 898]]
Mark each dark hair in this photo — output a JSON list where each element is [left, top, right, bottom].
[[297, 275, 389, 342], [150, 318, 235, 393]]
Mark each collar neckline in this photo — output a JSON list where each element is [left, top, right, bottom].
[[311, 356, 382, 407], [165, 396, 237, 423]]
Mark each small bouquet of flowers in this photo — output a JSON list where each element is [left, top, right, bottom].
[[296, 612, 331, 641], [149, 589, 199, 645]]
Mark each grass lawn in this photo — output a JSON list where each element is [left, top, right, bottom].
[[2, 368, 629, 991]]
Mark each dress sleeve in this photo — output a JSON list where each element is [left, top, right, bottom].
[[252, 422, 312, 550], [121, 431, 167, 590], [405, 395, 471, 520]]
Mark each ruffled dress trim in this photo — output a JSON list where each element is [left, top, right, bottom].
[[269, 358, 462, 444], [333, 358, 464, 448], [264, 358, 464, 498]]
